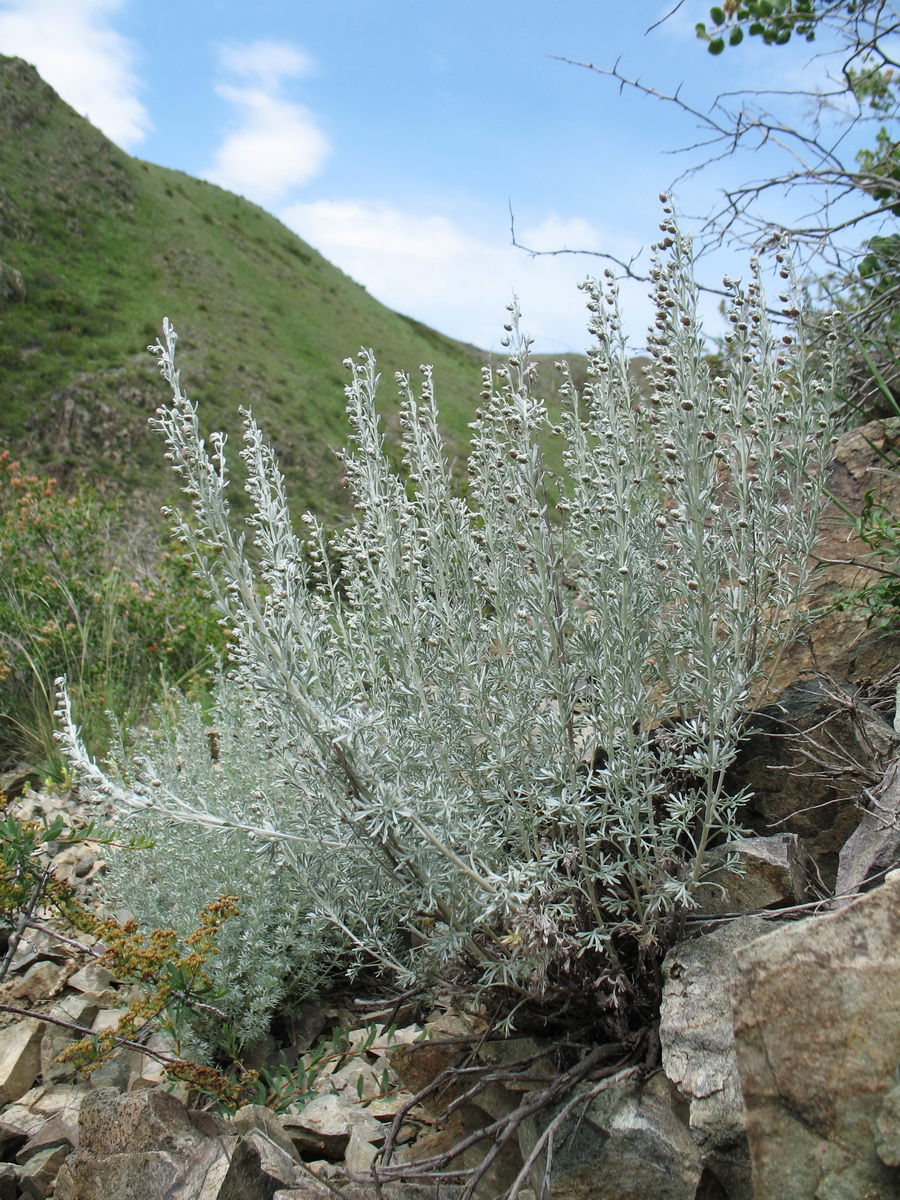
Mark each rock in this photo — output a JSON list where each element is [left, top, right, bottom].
[[60, 1088, 210, 1199], [728, 664, 900, 886], [88, 1045, 137, 1091], [476, 1037, 554, 1091], [17, 1140, 71, 1197], [67, 963, 117, 1003], [31, 1083, 91, 1117], [344, 1022, 386, 1052], [547, 1072, 702, 1200], [165, 1134, 290, 1199], [768, 418, 900, 694], [4, 941, 39, 976], [384, 1024, 426, 1047], [660, 916, 772, 1200], [877, 1083, 900, 1166], [40, 996, 99, 1084], [835, 759, 900, 904], [231, 1104, 301, 1162], [78, 1087, 202, 1159], [238, 1033, 278, 1073], [694, 835, 813, 916], [274, 1187, 462, 1200], [344, 1120, 385, 1175], [0, 766, 41, 801], [49, 1160, 75, 1200], [282, 1092, 380, 1160], [6, 927, 66, 970], [424, 1008, 488, 1040], [0, 1118, 27, 1158], [48, 845, 96, 883], [732, 868, 900, 1198], [0, 1163, 20, 1200], [308, 1158, 341, 1175], [90, 1005, 130, 1035], [0, 1018, 44, 1105], [60, 1148, 182, 1200], [362, 1090, 421, 1119], [276, 1001, 330, 1056], [242, 1128, 303, 1188], [387, 1039, 466, 1108], [0, 1083, 90, 1137], [16, 1112, 77, 1160], [126, 1030, 175, 1091], [188, 1109, 232, 1140], [330, 1055, 390, 1100], [2, 921, 67, 979], [400, 1101, 521, 1197], [272, 1186, 335, 1200], [5, 960, 65, 1003]]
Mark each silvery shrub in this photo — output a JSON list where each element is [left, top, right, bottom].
[[59, 218, 835, 1034]]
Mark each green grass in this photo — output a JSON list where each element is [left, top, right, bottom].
[[0, 454, 226, 772]]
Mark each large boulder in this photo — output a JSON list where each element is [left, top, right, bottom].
[[732, 869, 900, 1198], [0, 1019, 44, 1106], [57, 1087, 203, 1200], [661, 916, 772, 1199]]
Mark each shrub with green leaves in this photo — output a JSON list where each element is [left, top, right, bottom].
[[60, 217, 835, 1032], [0, 454, 225, 772]]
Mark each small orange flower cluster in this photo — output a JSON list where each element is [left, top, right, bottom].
[[1, 801, 253, 1108], [60, 895, 255, 1106]]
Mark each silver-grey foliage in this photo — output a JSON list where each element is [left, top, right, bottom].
[[58, 220, 835, 1024], [92, 681, 339, 1045]]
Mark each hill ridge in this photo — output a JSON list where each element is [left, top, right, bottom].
[[0, 55, 491, 518]]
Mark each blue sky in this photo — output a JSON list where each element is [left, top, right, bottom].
[[0, 0, 860, 353]]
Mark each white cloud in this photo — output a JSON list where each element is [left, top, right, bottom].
[[279, 200, 654, 354], [217, 41, 315, 88], [0, 0, 149, 148], [203, 41, 330, 207]]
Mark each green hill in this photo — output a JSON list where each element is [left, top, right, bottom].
[[0, 56, 498, 520]]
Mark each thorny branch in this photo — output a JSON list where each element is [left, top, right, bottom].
[[554, 52, 899, 266], [509, 202, 758, 310], [508, 201, 653, 283], [515, 5, 900, 324]]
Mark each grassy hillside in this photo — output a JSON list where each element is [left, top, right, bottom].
[[0, 56, 504, 520]]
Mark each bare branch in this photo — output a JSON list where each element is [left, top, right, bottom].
[[541, 6, 900, 331], [508, 202, 651, 282], [645, 1, 687, 37]]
